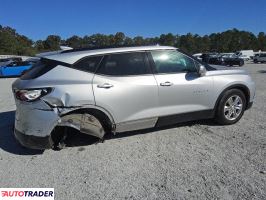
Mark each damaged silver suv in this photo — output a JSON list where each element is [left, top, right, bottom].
[[12, 46, 255, 149]]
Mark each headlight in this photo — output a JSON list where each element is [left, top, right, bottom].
[[14, 88, 52, 102]]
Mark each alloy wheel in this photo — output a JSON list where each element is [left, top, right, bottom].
[[224, 95, 243, 121]]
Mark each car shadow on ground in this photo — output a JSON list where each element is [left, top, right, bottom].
[[64, 119, 219, 148], [258, 70, 266, 73], [0, 110, 44, 155], [0, 110, 219, 152]]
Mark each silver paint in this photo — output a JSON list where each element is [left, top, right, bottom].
[[12, 46, 256, 145]]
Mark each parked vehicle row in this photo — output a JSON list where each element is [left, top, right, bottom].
[[193, 50, 266, 65], [196, 53, 245, 66], [193, 50, 266, 66], [0, 57, 22, 66]]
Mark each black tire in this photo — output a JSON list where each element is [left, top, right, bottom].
[[254, 59, 258, 63], [215, 89, 246, 125], [51, 126, 67, 150], [239, 60, 244, 66]]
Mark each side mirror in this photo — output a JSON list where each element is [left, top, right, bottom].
[[198, 65, 206, 76]]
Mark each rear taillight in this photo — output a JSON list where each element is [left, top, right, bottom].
[[15, 88, 52, 102]]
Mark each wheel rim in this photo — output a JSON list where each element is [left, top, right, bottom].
[[224, 95, 243, 121]]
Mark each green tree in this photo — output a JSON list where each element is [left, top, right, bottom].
[[257, 32, 266, 51], [65, 35, 83, 48], [159, 33, 176, 46], [1, 24, 266, 55], [114, 32, 125, 46], [133, 36, 145, 46], [43, 35, 61, 51]]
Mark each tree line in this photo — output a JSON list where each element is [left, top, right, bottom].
[[0, 24, 266, 56]]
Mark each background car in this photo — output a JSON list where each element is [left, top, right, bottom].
[[235, 50, 254, 60], [222, 54, 245, 66], [253, 53, 266, 63], [0, 61, 32, 77], [238, 54, 250, 61], [0, 58, 13, 66], [201, 53, 244, 66], [192, 53, 203, 61]]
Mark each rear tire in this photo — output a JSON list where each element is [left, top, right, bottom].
[[215, 89, 246, 125], [51, 126, 67, 150]]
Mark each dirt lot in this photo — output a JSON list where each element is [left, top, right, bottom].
[[0, 63, 265, 200]]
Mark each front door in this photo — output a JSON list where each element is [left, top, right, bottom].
[[149, 50, 213, 118]]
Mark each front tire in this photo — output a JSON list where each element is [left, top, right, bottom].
[[215, 89, 246, 125], [239, 60, 244, 66]]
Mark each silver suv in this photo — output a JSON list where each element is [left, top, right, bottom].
[[12, 46, 255, 149], [254, 53, 266, 63]]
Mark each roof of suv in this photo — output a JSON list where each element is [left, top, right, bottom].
[[44, 46, 177, 64]]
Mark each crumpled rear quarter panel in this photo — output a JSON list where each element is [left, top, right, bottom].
[[15, 100, 59, 137]]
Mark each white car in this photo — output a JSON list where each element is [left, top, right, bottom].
[[238, 55, 250, 61], [235, 50, 254, 60], [192, 53, 202, 61]]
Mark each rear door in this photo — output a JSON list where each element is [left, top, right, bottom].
[[92, 52, 159, 131], [149, 50, 213, 122]]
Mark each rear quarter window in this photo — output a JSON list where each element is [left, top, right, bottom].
[[20, 58, 67, 80]]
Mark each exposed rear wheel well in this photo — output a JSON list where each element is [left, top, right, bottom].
[[50, 108, 113, 149], [60, 108, 113, 133]]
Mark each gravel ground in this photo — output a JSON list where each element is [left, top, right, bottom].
[[0, 63, 265, 200]]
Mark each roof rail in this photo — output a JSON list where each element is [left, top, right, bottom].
[[60, 45, 159, 54]]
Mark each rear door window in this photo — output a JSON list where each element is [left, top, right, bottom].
[[96, 52, 151, 76], [72, 56, 103, 73]]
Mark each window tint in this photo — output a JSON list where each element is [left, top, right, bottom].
[[97, 52, 151, 76], [73, 56, 102, 73], [20, 58, 59, 80], [151, 50, 197, 74]]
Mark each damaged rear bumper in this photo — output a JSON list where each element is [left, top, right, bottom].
[[14, 129, 53, 149], [14, 98, 106, 149]]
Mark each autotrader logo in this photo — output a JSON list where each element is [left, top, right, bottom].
[[0, 188, 54, 200]]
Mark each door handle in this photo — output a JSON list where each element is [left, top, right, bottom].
[[160, 81, 173, 86], [97, 83, 113, 89]]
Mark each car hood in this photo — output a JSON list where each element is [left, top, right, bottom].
[[207, 65, 248, 76]]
